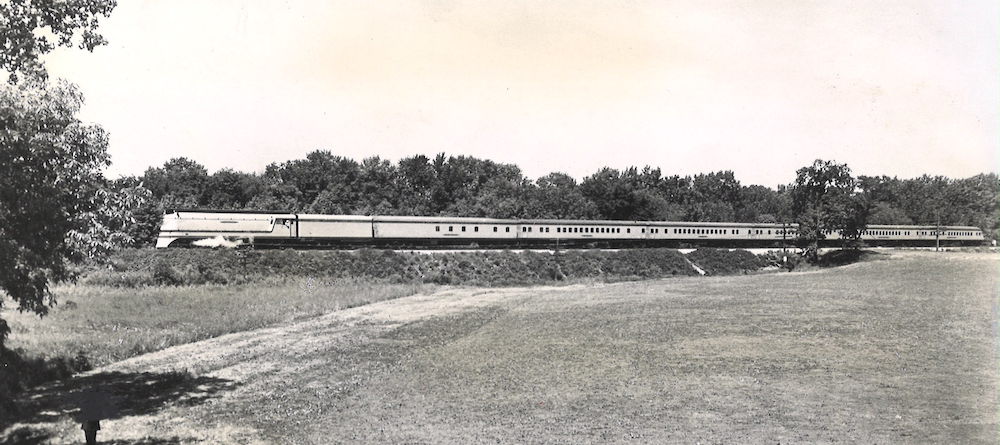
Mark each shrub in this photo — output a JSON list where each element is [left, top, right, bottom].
[[152, 261, 184, 286], [685, 249, 766, 275]]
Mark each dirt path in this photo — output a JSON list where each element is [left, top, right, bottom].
[[0, 285, 572, 444]]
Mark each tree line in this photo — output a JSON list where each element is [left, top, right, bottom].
[[119, 151, 1000, 246]]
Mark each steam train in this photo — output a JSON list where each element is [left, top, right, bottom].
[[155, 209, 986, 249]]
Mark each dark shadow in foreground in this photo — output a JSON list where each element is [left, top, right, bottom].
[[0, 367, 237, 444]]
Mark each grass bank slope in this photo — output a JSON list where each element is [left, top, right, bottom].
[[81, 248, 700, 287], [3, 251, 996, 444]]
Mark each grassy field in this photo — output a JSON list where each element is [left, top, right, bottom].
[[2, 250, 997, 444], [3, 279, 430, 368]]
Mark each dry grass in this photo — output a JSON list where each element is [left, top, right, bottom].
[[2, 251, 997, 444]]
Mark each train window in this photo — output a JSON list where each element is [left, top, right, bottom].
[[474, 226, 479, 232], [448, 226, 453, 232], [641, 228, 646, 233], [494, 227, 498, 232], [461, 226, 466, 232], [626, 228, 631, 233], [506, 227, 510, 232], [435, 226, 440, 232]]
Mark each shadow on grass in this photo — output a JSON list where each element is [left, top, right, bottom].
[[1, 427, 190, 444], [0, 361, 237, 444]]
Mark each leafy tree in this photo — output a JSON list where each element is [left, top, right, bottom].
[[451, 176, 532, 219], [790, 160, 864, 260], [0, 0, 116, 82], [431, 154, 525, 215], [142, 157, 210, 208], [531, 173, 599, 219], [395, 155, 437, 215], [271, 150, 360, 209], [0, 80, 142, 345], [204, 168, 261, 209], [355, 156, 398, 215], [251, 164, 304, 211], [580, 167, 637, 220], [737, 185, 790, 223]]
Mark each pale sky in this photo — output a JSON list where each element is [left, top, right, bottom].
[[45, 0, 1000, 187]]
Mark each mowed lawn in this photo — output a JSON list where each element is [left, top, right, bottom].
[[3, 251, 997, 444]]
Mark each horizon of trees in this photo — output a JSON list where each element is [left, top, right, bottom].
[[121, 151, 1000, 245]]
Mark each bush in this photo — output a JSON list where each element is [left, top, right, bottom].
[[152, 261, 183, 286], [685, 249, 767, 275]]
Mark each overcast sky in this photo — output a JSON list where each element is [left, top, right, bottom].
[[45, 0, 999, 188]]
